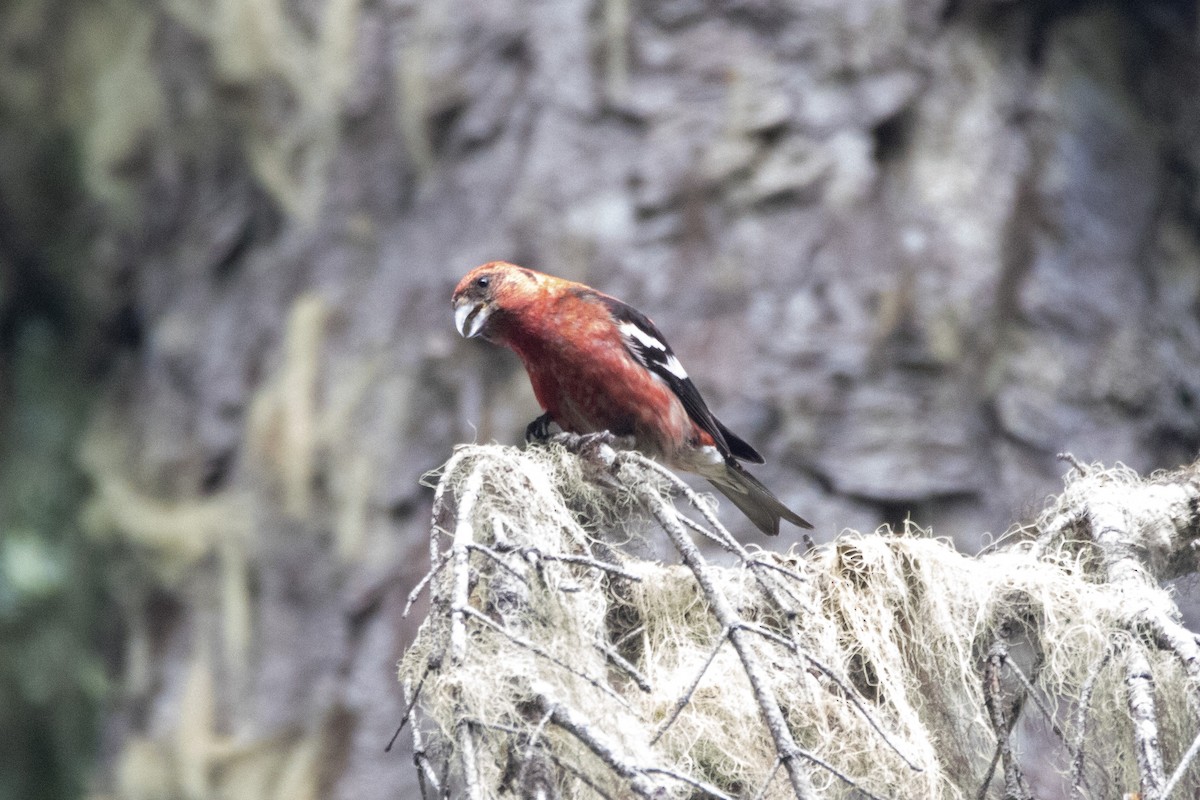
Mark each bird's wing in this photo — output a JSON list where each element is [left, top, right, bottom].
[[597, 295, 763, 464]]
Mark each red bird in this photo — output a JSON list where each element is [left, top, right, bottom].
[[451, 262, 812, 535]]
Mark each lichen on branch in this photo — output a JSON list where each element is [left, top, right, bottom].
[[399, 441, 1200, 799]]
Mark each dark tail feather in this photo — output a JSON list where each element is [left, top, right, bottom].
[[714, 419, 764, 464], [708, 461, 812, 536]]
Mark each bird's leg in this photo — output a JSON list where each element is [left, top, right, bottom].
[[550, 430, 636, 453], [524, 412, 555, 443], [553, 431, 616, 450], [549, 432, 622, 480]]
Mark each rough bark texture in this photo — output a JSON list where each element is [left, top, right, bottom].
[[1, 1, 1199, 799]]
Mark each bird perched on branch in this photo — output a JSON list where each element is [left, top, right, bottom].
[[451, 262, 812, 535]]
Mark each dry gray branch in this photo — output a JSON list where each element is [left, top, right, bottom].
[[1070, 647, 1112, 800], [1163, 725, 1200, 799], [400, 444, 1200, 798], [982, 641, 1031, 800], [635, 479, 817, 799], [1126, 643, 1166, 799]]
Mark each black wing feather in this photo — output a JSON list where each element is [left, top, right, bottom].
[[598, 295, 764, 464]]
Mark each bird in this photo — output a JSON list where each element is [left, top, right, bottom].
[[451, 261, 812, 535]]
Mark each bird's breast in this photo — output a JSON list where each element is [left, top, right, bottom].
[[509, 331, 693, 460]]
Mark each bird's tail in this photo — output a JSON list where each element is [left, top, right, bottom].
[[707, 461, 812, 536]]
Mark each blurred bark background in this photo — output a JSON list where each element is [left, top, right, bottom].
[[1, 0, 1198, 798]]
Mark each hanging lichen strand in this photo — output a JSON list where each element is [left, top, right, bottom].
[[398, 439, 1200, 799]]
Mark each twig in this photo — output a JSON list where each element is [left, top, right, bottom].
[[468, 718, 524, 735], [456, 718, 483, 800], [982, 641, 1031, 800], [677, 505, 741, 549], [545, 749, 618, 800], [634, 479, 816, 799], [650, 626, 732, 745], [467, 542, 530, 585], [536, 694, 664, 798], [752, 757, 784, 800], [642, 766, 736, 799], [402, 549, 452, 618], [744, 553, 810, 586], [795, 645, 924, 773], [1084, 495, 1172, 798], [1057, 452, 1090, 474], [654, 463, 821, 619], [1002, 650, 1080, 764], [976, 746, 1001, 800], [460, 605, 632, 709], [793, 746, 894, 800], [733, 597, 923, 772], [628, 451, 919, 780], [402, 675, 441, 797], [386, 666, 427, 752], [1126, 643, 1166, 799], [1147, 616, 1200, 690], [610, 621, 645, 652], [1162, 725, 1200, 799], [537, 551, 644, 582], [597, 640, 652, 692], [450, 466, 485, 664], [430, 448, 472, 563], [629, 455, 740, 551], [1070, 648, 1112, 799], [515, 705, 556, 793], [601, 448, 921, 789]]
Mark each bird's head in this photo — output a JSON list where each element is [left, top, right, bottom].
[[451, 262, 543, 340]]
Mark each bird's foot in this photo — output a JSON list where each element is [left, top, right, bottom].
[[550, 430, 637, 462], [550, 430, 639, 451], [549, 432, 625, 484], [524, 412, 556, 443]]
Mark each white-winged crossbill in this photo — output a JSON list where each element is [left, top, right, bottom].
[[452, 262, 811, 535]]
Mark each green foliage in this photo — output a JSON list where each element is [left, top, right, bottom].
[[0, 319, 110, 800]]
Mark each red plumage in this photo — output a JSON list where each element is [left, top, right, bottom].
[[451, 261, 811, 535]]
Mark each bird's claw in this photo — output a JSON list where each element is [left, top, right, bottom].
[[550, 432, 622, 477], [525, 413, 555, 443], [551, 431, 639, 465], [550, 431, 616, 452]]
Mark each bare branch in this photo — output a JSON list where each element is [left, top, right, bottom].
[[796, 646, 925, 774], [456, 718, 483, 800], [650, 626, 731, 745], [535, 694, 666, 799], [1001, 649, 1080, 765], [460, 605, 632, 709], [1057, 452, 1090, 474], [535, 550, 644, 582], [641, 767, 736, 799], [1163, 725, 1200, 800], [793, 745, 895, 800], [402, 445, 1200, 800], [752, 757, 785, 800], [1126, 643, 1166, 799], [1070, 648, 1112, 800], [633, 479, 816, 799], [402, 675, 441, 797], [467, 542, 531, 585], [386, 665, 427, 752], [597, 640, 652, 693], [450, 466, 484, 664], [982, 641, 1031, 800], [402, 549, 451, 618]]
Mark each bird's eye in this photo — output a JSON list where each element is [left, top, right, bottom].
[[475, 275, 490, 289]]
